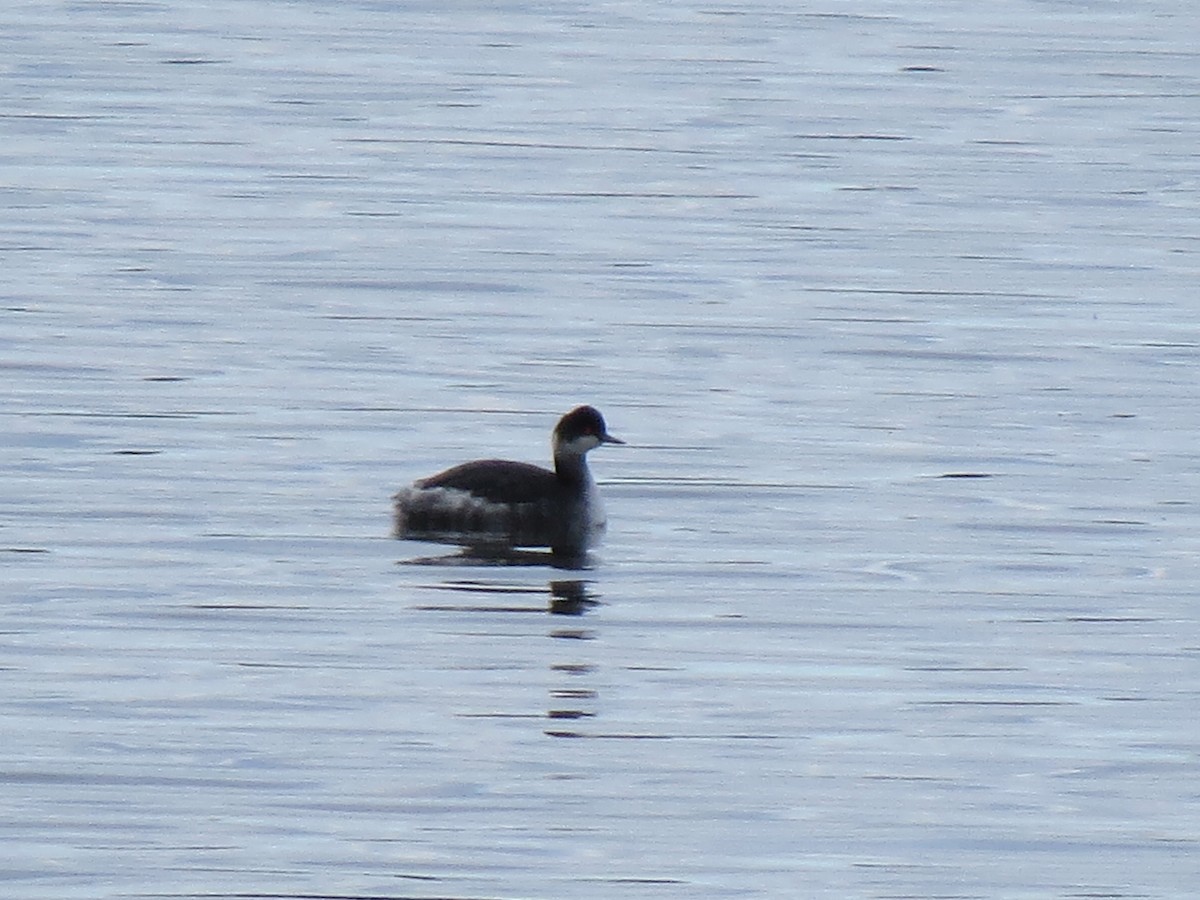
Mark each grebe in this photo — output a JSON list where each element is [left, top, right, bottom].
[[393, 405, 623, 555]]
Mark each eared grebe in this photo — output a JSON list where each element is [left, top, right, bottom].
[[393, 405, 623, 555]]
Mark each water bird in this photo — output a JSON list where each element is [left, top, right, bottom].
[[393, 405, 623, 556]]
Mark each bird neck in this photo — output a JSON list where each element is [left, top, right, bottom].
[[553, 450, 591, 486]]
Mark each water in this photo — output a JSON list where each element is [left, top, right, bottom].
[[3, 1, 1199, 897]]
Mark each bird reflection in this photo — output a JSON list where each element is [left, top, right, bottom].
[[403, 571, 602, 735], [407, 576, 598, 617], [549, 579, 597, 616], [399, 544, 596, 571], [547, 584, 599, 734]]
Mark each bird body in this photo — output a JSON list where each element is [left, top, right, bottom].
[[393, 406, 622, 555]]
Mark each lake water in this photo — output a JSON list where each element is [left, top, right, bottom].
[[3, 1, 1199, 897]]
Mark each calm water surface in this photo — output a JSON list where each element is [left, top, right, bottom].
[[3, 1, 1199, 898]]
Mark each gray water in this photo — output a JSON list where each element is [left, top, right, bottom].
[[3, 1, 1199, 898]]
